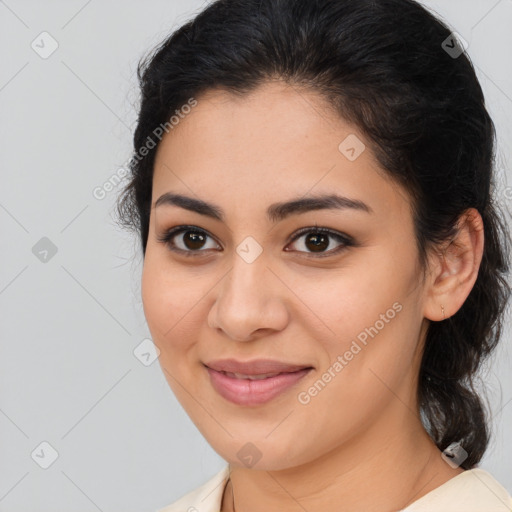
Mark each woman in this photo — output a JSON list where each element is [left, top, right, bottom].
[[117, 0, 512, 510]]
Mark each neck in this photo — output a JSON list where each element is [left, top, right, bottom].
[[222, 403, 464, 512]]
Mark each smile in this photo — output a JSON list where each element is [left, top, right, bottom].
[[204, 362, 313, 406]]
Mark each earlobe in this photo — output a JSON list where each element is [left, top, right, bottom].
[[423, 208, 485, 322]]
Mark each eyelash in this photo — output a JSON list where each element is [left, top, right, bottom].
[[156, 224, 355, 259]]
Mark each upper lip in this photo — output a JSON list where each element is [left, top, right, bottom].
[[204, 358, 312, 375]]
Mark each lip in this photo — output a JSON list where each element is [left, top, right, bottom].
[[204, 359, 313, 406]]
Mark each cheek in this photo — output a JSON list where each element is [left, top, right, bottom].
[[141, 254, 199, 352], [294, 251, 421, 394], [141, 259, 170, 341], [141, 256, 209, 403], [291, 304, 417, 452], [295, 258, 410, 349]]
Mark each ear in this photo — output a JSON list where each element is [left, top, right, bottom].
[[423, 208, 484, 321]]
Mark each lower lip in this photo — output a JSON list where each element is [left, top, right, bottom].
[[206, 367, 312, 406]]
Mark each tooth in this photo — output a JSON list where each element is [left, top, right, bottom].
[[250, 373, 280, 380], [227, 372, 281, 380]]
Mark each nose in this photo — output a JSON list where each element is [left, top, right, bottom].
[[207, 253, 290, 342]]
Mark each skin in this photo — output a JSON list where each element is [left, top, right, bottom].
[[141, 80, 484, 512]]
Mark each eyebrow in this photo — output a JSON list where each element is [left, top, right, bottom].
[[153, 192, 373, 223]]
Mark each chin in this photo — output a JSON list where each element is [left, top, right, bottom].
[[205, 433, 310, 472]]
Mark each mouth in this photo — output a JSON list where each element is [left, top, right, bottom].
[[204, 359, 314, 406]]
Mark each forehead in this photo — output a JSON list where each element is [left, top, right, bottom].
[[151, 81, 411, 221]]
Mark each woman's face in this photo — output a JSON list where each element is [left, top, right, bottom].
[[142, 81, 431, 470]]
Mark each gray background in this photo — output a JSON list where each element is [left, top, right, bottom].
[[0, 1, 511, 511]]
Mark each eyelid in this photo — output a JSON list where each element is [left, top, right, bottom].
[[156, 225, 222, 257], [156, 224, 354, 258], [285, 226, 353, 258]]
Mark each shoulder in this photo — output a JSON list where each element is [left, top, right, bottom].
[[401, 468, 512, 512], [157, 465, 230, 512]]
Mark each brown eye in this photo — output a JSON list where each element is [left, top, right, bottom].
[[182, 230, 207, 250], [286, 227, 354, 257], [304, 232, 329, 252], [157, 226, 221, 256], [157, 225, 354, 259]]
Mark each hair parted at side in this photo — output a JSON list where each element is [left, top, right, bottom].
[[116, 0, 511, 468]]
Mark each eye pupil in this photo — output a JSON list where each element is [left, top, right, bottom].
[[184, 230, 206, 250], [159, 225, 350, 258], [306, 233, 329, 252]]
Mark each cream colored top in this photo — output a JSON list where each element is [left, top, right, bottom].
[[158, 465, 512, 512]]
